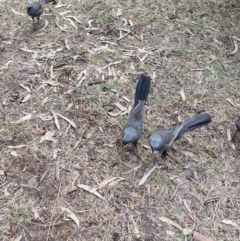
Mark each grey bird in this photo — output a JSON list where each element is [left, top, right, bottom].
[[122, 75, 151, 147], [26, 2, 43, 30], [231, 116, 240, 143], [44, 0, 56, 4], [149, 113, 212, 157]]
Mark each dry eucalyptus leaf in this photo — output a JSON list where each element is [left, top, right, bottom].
[[21, 94, 31, 103], [226, 98, 236, 107], [15, 114, 32, 124], [51, 111, 60, 130], [159, 217, 192, 235], [8, 145, 26, 149], [40, 131, 56, 143], [114, 102, 127, 111], [130, 216, 140, 238], [221, 219, 238, 227], [10, 151, 18, 157], [165, 230, 175, 237], [193, 231, 215, 241], [108, 112, 121, 117], [61, 207, 79, 227], [229, 40, 238, 55], [56, 113, 77, 129], [19, 83, 31, 92], [125, 164, 142, 174], [138, 165, 156, 186], [91, 177, 124, 192], [77, 184, 105, 200], [227, 129, 231, 141], [43, 80, 59, 86], [10, 222, 17, 237], [56, 160, 60, 181], [11, 8, 25, 16], [31, 207, 40, 220], [180, 89, 186, 101]]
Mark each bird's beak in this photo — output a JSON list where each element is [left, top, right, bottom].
[[122, 140, 127, 145]]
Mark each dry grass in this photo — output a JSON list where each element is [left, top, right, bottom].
[[0, 0, 240, 240]]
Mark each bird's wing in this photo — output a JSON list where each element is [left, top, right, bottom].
[[129, 102, 145, 122], [164, 122, 184, 149]]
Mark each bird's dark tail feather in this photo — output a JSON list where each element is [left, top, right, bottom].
[[183, 113, 212, 132], [134, 75, 151, 107]]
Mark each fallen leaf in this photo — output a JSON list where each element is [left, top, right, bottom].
[[8, 145, 26, 149], [159, 217, 192, 235], [21, 94, 31, 103], [56, 159, 60, 181], [227, 129, 231, 141], [193, 231, 215, 241], [67, 186, 78, 193], [10, 222, 17, 237], [61, 207, 79, 227], [138, 165, 156, 186], [15, 114, 32, 124], [61, 229, 71, 236], [165, 230, 175, 237], [229, 40, 238, 55], [114, 102, 127, 111], [42, 80, 59, 86], [129, 201, 134, 210], [180, 89, 186, 101], [51, 111, 60, 130], [183, 199, 192, 213], [91, 177, 124, 192], [11, 8, 25, 16], [10, 151, 18, 157], [125, 164, 142, 174], [130, 216, 140, 238], [31, 207, 40, 220], [226, 98, 236, 107], [56, 113, 77, 129], [221, 219, 238, 227], [19, 83, 31, 92], [77, 184, 105, 200], [108, 111, 121, 117], [40, 131, 56, 143]]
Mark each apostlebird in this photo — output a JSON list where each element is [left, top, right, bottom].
[[26, 2, 43, 30], [122, 75, 151, 147], [44, 0, 56, 4], [149, 113, 212, 157], [231, 116, 240, 143]]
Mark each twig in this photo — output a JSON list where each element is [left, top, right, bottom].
[[169, 184, 180, 201]]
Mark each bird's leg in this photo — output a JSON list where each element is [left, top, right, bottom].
[[231, 130, 239, 143], [161, 150, 168, 159], [37, 17, 40, 24], [129, 142, 141, 160], [32, 17, 36, 30]]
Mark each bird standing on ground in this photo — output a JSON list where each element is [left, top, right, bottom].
[[149, 113, 212, 157], [26, 2, 43, 30], [231, 116, 240, 143], [122, 75, 151, 148], [44, 0, 56, 4]]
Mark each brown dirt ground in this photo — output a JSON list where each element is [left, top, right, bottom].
[[1, 0, 240, 240]]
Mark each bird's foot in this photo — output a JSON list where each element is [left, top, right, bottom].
[[129, 148, 141, 160], [161, 150, 168, 159]]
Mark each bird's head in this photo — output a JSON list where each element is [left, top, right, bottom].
[[122, 128, 137, 145], [149, 133, 162, 153], [26, 3, 32, 11]]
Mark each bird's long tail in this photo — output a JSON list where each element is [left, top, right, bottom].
[[183, 113, 212, 132], [175, 113, 211, 141], [134, 75, 151, 107]]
